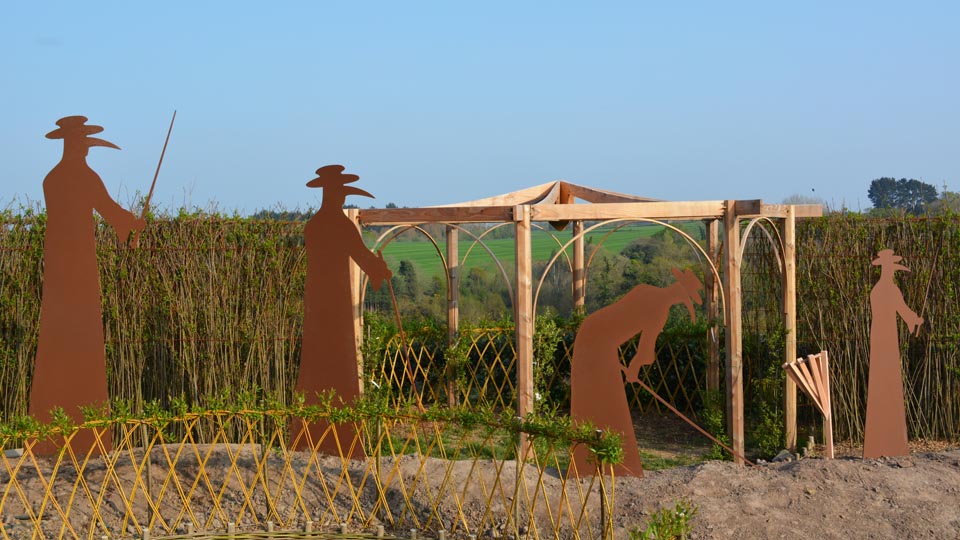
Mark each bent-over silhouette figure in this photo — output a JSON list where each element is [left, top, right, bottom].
[[570, 268, 703, 477]]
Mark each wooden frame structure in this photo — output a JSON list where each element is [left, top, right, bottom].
[[353, 181, 822, 462]]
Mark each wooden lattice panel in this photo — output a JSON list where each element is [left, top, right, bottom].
[[0, 412, 613, 540]]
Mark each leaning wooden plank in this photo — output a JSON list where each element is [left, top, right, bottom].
[[819, 351, 834, 459], [805, 355, 829, 414], [784, 361, 823, 412]]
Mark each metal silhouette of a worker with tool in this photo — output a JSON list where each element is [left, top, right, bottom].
[[570, 268, 703, 477], [293, 165, 391, 457], [864, 249, 923, 458], [30, 116, 145, 455]]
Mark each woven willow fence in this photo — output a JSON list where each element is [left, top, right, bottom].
[[0, 404, 620, 540], [368, 321, 707, 416], [792, 215, 960, 442]]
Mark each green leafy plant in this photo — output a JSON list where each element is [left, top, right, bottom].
[[629, 499, 698, 540], [533, 311, 564, 414], [753, 401, 785, 458], [700, 389, 730, 461]]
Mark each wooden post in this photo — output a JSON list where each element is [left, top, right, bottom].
[[348, 208, 365, 394], [515, 205, 535, 454], [446, 225, 460, 407], [572, 220, 586, 311], [722, 201, 745, 464], [783, 206, 798, 451], [705, 219, 721, 395]]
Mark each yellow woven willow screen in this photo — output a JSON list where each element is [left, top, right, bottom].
[[369, 325, 707, 415], [0, 408, 618, 540]]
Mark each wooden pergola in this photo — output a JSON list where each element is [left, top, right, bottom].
[[350, 181, 822, 462]]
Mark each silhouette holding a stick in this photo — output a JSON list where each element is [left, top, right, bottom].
[[30, 116, 145, 455], [293, 165, 391, 457]]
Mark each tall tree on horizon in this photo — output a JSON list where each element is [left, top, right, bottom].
[[868, 177, 938, 215]]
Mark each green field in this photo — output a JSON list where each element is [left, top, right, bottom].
[[376, 222, 706, 279]]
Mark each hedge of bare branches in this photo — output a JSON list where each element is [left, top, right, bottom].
[[792, 214, 960, 442], [2, 211, 959, 445]]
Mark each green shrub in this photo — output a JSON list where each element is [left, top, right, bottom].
[[630, 498, 698, 540]]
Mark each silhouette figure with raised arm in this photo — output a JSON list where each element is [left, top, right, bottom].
[[863, 249, 922, 458], [30, 116, 145, 455], [570, 268, 703, 477], [294, 165, 391, 457]]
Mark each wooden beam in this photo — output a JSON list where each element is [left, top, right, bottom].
[[446, 225, 460, 407], [723, 201, 745, 465], [434, 182, 559, 207], [515, 205, 535, 455], [706, 219, 721, 395], [759, 204, 824, 218], [561, 181, 662, 203], [358, 199, 780, 225], [783, 205, 798, 451], [572, 221, 585, 311], [359, 206, 514, 225], [530, 200, 752, 222]]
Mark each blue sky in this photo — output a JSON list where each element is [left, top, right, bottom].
[[2, 2, 957, 213]]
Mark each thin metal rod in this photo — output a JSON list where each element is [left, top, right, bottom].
[[132, 110, 176, 248], [633, 378, 754, 465], [914, 237, 941, 335]]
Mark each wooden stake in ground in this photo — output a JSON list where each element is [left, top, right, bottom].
[[783, 351, 833, 459]]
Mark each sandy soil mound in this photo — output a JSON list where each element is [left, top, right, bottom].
[[615, 450, 960, 539]]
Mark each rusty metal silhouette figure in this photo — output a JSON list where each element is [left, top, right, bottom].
[[864, 249, 923, 458], [30, 116, 145, 455], [293, 165, 391, 457], [570, 268, 703, 477]]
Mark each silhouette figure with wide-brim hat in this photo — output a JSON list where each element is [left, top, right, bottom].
[[293, 165, 391, 458], [864, 249, 922, 458], [30, 116, 145, 455], [569, 268, 703, 477]]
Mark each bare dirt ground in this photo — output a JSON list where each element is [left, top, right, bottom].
[[615, 449, 960, 540], [626, 414, 960, 540]]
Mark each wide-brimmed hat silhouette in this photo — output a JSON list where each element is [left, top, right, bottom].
[[671, 267, 704, 304], [307, 165, 374, 198], [872, 249, 910, 272], [45, 116, 120, 150]]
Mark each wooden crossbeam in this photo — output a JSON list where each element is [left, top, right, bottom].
[[782, 351, 834, 459]]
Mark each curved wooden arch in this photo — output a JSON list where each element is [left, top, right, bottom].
[[364, 225, 450, 307], [370, 222, 517, 309], [530, 222, 575, 274], [456, 222, 516, 305], [533, 218, 724, 319], [738, 216, 785, 274]]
